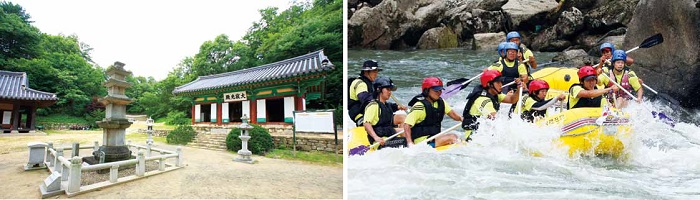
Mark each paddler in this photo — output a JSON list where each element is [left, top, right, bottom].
[[488, 42, 529, 93], [506, 31, 537, 73], [597, 50, 644, 108], [348, 60, 382, 126], [520, 79, 566, 122], [568, 66, 618, 109], [403, 77, 463, 148], [461, 69, 521, 141], [363, 76, 407, 148]]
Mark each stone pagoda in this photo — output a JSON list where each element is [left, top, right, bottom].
[[92, 61, 134, 163]]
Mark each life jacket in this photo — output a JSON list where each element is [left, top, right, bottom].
[[462, 86, 500, 130], [409, 94, 445, 139], [348, 75, 374, 121], [568, 84, 603, 109], [520, 96, 546, 123], [606, 68, 633, 99], [365, 100, 396, 144], [500, 58, 520, 90]]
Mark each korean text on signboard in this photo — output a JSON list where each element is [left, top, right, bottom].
[[224, 91, 247, 102]]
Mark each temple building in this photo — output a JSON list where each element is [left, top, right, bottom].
[[172, 50, 335, 127], [0, 70, 58, 133]]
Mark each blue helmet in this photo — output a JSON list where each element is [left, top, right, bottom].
[[504, 42, 518, 51], [599, 42, 615, 53], [497, 42, 508, 57], [506, 31, 521, 42], [612, 50, 626, 62]]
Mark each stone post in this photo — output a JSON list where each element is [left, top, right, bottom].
[[71, 143, 79, 157], [54, 148, 63, 172], [159, 158, 165, 171], [93, 141, 99, 152], [233, 115, 255, 164], [46, 142, 53, 165], [136, 150, 145, 176], [67, 156, 82, 193], [176, 147, 183, 167], [110, 164, 119, 183]]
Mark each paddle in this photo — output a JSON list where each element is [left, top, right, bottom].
[[601, 73, 676, 127], [442, 73, 482, 99], [348, 130, 405, 156], [417, 123, 462, 145], [642, 83, 681, 106], [516, 84, 524, 114]]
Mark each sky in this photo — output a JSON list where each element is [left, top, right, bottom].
[[9, 0, 292, 80]]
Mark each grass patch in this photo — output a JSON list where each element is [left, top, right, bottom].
[[264, 148, 342, 166], [37, 114, 89, 124]]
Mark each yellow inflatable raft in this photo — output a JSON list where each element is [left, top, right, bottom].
[[532, 67, 632, 157]]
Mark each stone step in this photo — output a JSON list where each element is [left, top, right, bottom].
[[188, 143, 227, 151]]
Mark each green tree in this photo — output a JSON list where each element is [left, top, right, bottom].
[[0, 2, 41, 63]]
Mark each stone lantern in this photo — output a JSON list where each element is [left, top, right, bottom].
[[233, 115, 255, 164], [146, 117, 154, 146]]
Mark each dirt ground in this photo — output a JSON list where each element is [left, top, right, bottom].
[[0, 131, 342, 199]]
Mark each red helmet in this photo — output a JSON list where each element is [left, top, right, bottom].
[[421, 77, 444, 91], [528, 79, 549, 95], [481, 69, 502, 88], [577, 66, 597, 81]]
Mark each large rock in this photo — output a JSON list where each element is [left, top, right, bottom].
[[472, 32, 506, 50], [467, 9, 507, 34], [585, 0, 639, 34], [625, 0, 700, 108], [417, 27, 458, 49], [531, 27, 573, 51], [554, 7, 584, 38], [501, 0, 559, 28], [348, 0, 450, 49], [477, 0, 508, 11]]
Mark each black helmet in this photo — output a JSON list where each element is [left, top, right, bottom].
[[361, 60, 383, 71], [373, 76, 397, 91]]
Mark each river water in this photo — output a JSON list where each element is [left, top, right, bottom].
[[345, 48, 700, 199]]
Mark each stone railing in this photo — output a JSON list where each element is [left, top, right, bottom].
[[33, 141, 183, 198]]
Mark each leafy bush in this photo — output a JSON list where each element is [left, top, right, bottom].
[[226, 124, 274, 155], [164, 111, 191, 125], [166, 125, 196, 145]]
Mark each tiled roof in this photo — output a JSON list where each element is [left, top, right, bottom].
[[173, 50, 335, 94], [0, 70, 58, 101]]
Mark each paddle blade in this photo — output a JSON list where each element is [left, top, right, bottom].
[[441, 83, 468, 99], [348, 145, 370, 156], [657, 112, 676, 127], [652, 111, 676, 127], [446, 78, 468, 87], [639, 33, 663, 48], [658, 93, 681, 106]]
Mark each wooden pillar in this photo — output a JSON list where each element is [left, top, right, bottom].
[[250, 99, 257, 124], [216, 102, 222, 126], [191, 105, 195, 125], [29, 106, 36, 130], [11, 104, 19, 132], [295, 95, 304, 111]]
